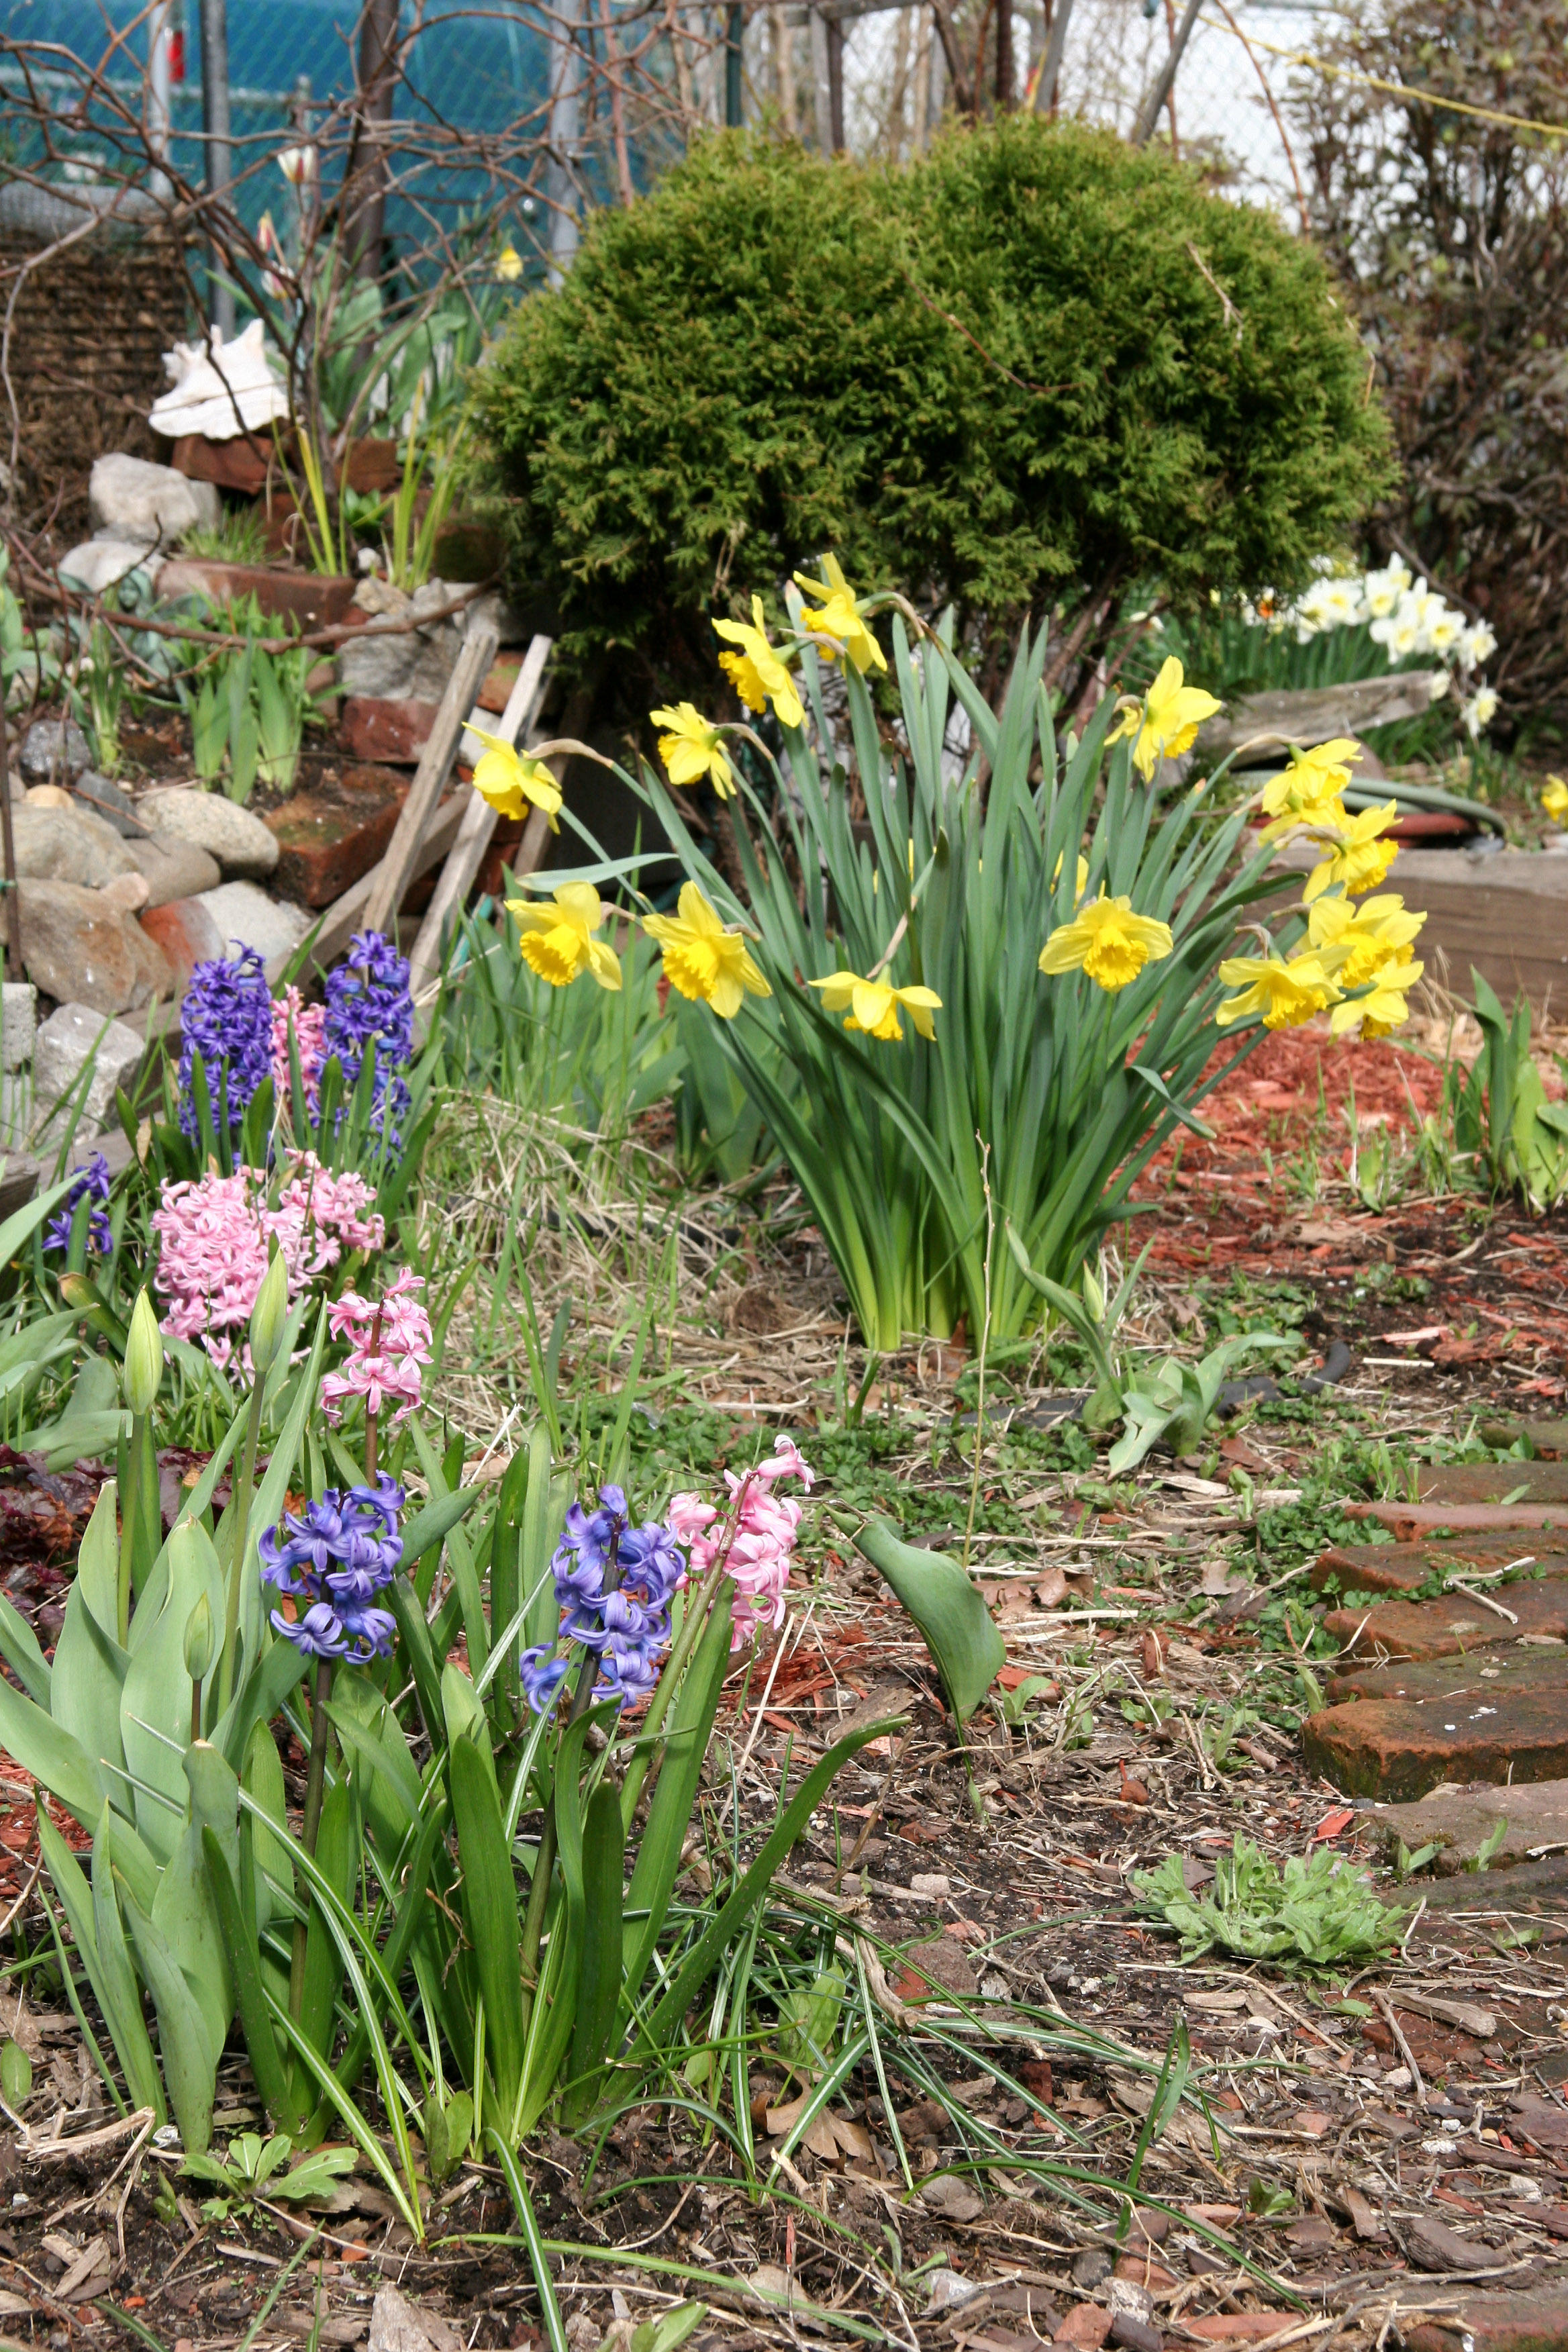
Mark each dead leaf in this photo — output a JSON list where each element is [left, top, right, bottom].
[[1035, 1565, 1068, 1608], [919, 2174, 985, 2222], [1140, 1630, 1168, 1678], [1334, 2186, 1387, 2241]]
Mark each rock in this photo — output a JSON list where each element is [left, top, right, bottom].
[[100, 873, 150, 913], [926, 2271, 985, 2314], [340, 695, 440, 767], [138, 787, 280, 879], [910, 1872, 952, 1898], [33, 1001, 146, 1130], [1365, 1774, 1568, 1871], [338, 578, 464, 703], [1108, 2280, 1154, 2327], [1072, 2251, 1114, 2290], [122, 832, 222, 909], [138, 897, 224, 993], [19, 881, 172, 1016], [1404, 2212, 1507, 2272], [1110, 2320, 1163, 2352], [1, 982, 35, 1071], [23, 786, 71, 810], [88, 453, 217, 547], [366, 2288, 463, 2352], [1404, 2286, 1568, 2352], [896, 1935, 979, 2002], [1055, 2308, 1114, 2351], [10, 804, 139, 889], [57, 540, 164, 595], [72, 773, 144, 839], [0, 1073, 26, 1149], [195, 882, 309, 964], [918, 2173, 985, 2222], [266, 782, 403, 905], [18, 718, 91, 785]]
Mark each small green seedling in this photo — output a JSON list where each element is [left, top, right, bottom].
[[1395, 1838, 1440, 1881], [422, 2090, 475, 2187], [182, 2134, 357, 2221], [1133, 1836, 1408, 1968], [1466, 1816, 1510, 1874]]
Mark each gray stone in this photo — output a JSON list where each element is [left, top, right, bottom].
[[367, 2287, 463, 2352], [121, 831, 221, 909], [926, 2271, 985, 2314], [1, 982, 35, 1071], [10, 804, 138, 890], [57, 540, 165, 596], [0, 1073, 28, 1150], [33, 1001, 145, 1130], [195, 881, 309, 963], [18, 718, 91, 785], [137, 787, 280, 879], [1073, 2249, 1114, 2290], [72, 773, 144, 839], [17, 881, 173, 1016], [87, 454, 217, 549], [1366, 1777, 1568, 1874], [339, 577, 464, 703], [918, 2173, 986, 2223]]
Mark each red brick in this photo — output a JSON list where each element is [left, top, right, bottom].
[[1053, 2307, 1111, 2351], [1303, 1673, 1568, 1800], [138, 895, 222, 994], [340, 695, 439, 765], [264, 786, 404, 907], [1322, 1576, 1568, 1661], [1404, 2287, 1568, 2352], [156, 559, 360, 632], [1417, 1465, 1568, 1503], [1312, 1535, 1567, 1601]]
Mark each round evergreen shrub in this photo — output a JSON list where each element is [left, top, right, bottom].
[[475, 119, 1393, 685]]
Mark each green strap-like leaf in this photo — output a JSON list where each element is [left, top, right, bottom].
[[450, 1731, 524, 2117], [855, 1519, 1002, 1722]]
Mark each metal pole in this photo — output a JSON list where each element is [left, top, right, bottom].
[[197, 0, 235, 336], [725, 0, 744, 122], [1132, 0, 1201, 142], [349, 0, 399, 280], [0, 701, 23, 989], [995, 0, 1012, 107], [549, 0, 584, 283], [147, 0, 173, 199], [826, 10, 844, 147], [1031, 0, 1074, 112], [809, 5, 833, 148]]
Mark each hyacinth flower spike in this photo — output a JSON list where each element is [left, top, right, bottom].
[[260, 1471, 407, 2017]]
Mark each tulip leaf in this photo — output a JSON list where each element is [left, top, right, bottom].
[[0, 1676, 103, 1830], [121, 1882, 217, 2153], [0, 1590, 51, 1708], [854, 1518, 1003, 1723]]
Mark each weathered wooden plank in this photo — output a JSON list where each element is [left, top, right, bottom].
[[360, 626, 499, 938], [1196, 669, 1449, 764]]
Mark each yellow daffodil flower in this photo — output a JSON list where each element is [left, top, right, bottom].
[[1330, 957, 1423, 1040], [810, 969, 942, 1042], [1215, 950, 1339, 1032], [1257, 738, 1361, 840], [505, 882, 621, 991], [1544, 777, 1568, 822], [495, 243, 524, 282], [793, 556, 887, 677], [468, 726, 562, 832], [644, 883, 772, 1020], [1303, 802, 1402, 902], [1308, 892, 1426, 988], [650, 703, 735, 799], [714, 597, 804, 731], [1108, 658, 1223, 782], [1038, 891, 1174, 992], [1050, 850, 1091, 903]]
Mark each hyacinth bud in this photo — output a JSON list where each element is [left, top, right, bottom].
[[183, 1589, 215, 1683], [1081, 1263, 1106, 1324], [249, 1243, 289, 1376], [124, 1288, 164, 1415], [58, 1272, 93, 1312]]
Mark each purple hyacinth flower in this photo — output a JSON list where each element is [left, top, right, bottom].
[[259, 1478, 405, 1660], [520, 1645, 572, 1713], [324, 929, 413, 1144], [42, 1153, 113, 1256], [178, 946, 274, 1139]]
